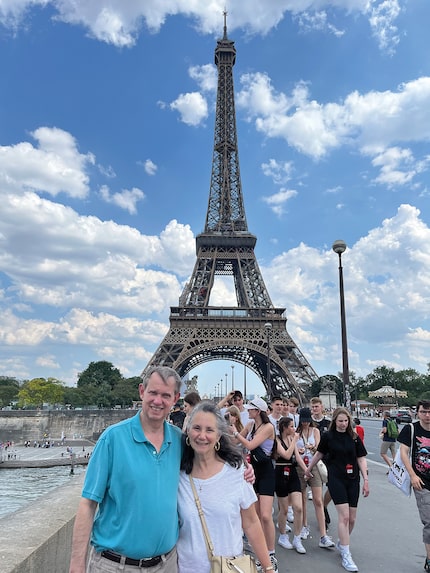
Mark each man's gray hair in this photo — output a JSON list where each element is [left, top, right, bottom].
[[142, 366, 182, 394]]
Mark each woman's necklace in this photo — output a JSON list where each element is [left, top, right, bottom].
[[302, 428, 310, 445], [194, 477, 204, 492]]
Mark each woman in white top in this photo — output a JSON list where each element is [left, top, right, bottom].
[[177, 401, 274, 573], [233, 397, 277, 568], [296, 407, 333, 548]]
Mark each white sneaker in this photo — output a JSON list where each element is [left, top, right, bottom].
[[307, 489, 313, 500], [276, 521, 291, 533], [278, 534, 293, 550], [287, 508, 294, 522], [292, 537, 307, 554], [319, 535, 335, 548], [269, 554, 278, 572], [341, 552, 358, 572], [300, 525, 310, 540]]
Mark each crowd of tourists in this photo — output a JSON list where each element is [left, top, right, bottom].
[[69, 367, 376, 573]]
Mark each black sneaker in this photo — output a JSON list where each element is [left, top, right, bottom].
[[425, 557, 430, 571]]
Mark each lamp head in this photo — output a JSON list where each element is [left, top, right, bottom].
[[332, 239, 347, 255]]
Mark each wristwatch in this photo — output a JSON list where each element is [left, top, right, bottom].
[[233, 431, 239, 438], [264, 567, 275, 572]]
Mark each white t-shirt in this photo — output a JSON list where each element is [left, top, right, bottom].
[[269, 414, 282, 435], [177, 463, 257, 573]]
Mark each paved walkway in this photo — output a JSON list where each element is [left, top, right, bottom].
[[272, 457, 423, 572], [0, 439, 94, 468]]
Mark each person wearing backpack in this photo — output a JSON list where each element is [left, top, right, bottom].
[[380, 411, 398, 470]]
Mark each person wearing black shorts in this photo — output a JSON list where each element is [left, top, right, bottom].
[[304, 408, 369, 573], [275, 417, 307, 554]]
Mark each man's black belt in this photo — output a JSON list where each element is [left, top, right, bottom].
[[101, 549, 167, 568]]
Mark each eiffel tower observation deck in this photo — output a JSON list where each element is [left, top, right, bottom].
[[143, 15, 319, 401]]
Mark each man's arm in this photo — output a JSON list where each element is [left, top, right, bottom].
[[69, 497, 98, 573], [216, 390, 235, 409]]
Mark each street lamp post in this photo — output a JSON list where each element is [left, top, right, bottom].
[[231, 364, 235, 391], [264, 322, 273, 398], [243, 364, 247, 400], [225, 373, 228, 396], [332, 240, 351, 411]]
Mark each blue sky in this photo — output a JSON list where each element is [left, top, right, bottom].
[[1, 0, 430, 399]]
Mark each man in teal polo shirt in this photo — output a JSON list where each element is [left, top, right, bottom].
[[69, 366, 182, 573]]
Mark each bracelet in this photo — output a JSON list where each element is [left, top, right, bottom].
[[233, 431, 239, 438], [264, 567, 275, 572], [364, 478, 368, 481]]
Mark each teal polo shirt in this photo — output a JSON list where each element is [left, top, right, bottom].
[[82, 411, 183, 559]]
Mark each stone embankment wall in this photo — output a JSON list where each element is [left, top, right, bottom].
[[0, 409, 136, 443], [0, 473, 85, 573]]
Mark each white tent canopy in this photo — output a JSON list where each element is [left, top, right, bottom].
[[368, 385, 407, 398]]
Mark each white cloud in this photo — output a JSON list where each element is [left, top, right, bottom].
[[170, 92, 208, 126], [370, 147, 417, 187], [98, 164, 116, 178], [0, 1, 401, 53], [142, 159, 157, 176], [262, 189, 298, 216], [0, 191, 196, 312], [261, 159, 294, 185], [0, 127, 95, 198], [261, 204, 430, 374], [36, 354, 60, 369], [237, 73, 430, 186], [189, 64, 217, 93], [368, 0, 400, 55], [295, 10, 344, 37], [99, 185, 145, 214]]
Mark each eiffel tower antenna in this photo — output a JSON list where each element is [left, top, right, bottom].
[[142, 19, 318, 401]]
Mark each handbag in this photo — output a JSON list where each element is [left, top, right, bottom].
[[189, 476, 258, 573], [250, 446, 270, 464], [316, 460, 328, 483], [387, 422, 414, 497]]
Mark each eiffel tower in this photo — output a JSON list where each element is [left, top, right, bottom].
[[143, 15, 318, 401]]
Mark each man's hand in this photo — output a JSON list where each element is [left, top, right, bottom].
[[411, 473, 424, 491]]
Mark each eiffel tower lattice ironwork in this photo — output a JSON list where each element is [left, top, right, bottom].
[[143, 16, 318, 401]]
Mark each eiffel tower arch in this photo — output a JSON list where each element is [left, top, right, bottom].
[[142, 16, 318, 402]]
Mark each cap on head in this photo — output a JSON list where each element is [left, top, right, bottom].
[[244, 397, 268, 412]]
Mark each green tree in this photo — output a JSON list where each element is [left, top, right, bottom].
[[0, 376, 20, 407], [112, 376, 141, 407], [364, 365, 396, 392], [77, 361, 123, 389], [18, 377, 65, 409]]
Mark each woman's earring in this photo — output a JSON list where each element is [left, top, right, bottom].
[[214, 441, 220, 451], [186, 436, 190, 446]]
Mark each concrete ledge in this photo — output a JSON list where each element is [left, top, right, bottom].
[[0, 473, 84, 573]]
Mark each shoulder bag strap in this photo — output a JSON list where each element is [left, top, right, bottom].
[[409, 422, 415, 460], [189, 476, 215, 560]]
